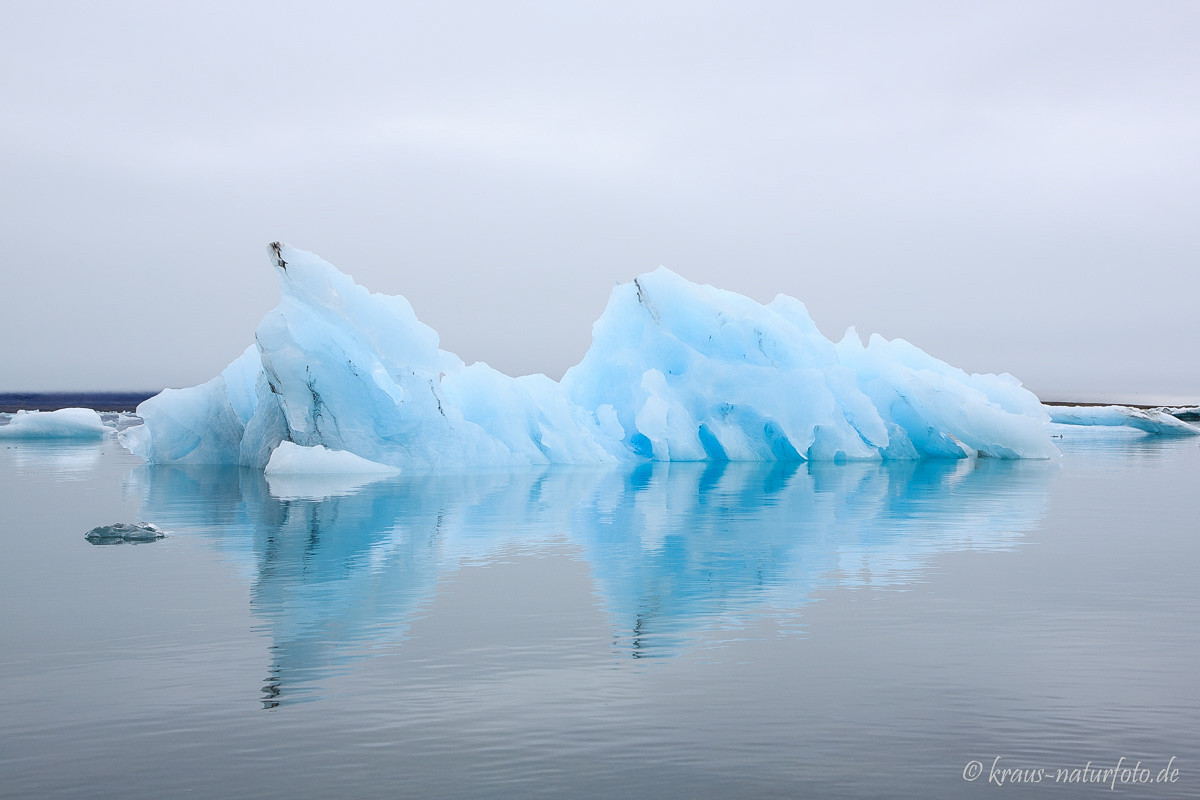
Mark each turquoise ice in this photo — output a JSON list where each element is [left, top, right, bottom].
[[120, 244, 1058, 468]]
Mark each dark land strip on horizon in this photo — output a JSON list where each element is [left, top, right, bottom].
[[0, 392, 159, 413], [1, 392, 1195, 415]]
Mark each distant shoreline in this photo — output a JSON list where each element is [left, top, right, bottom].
[[0, 392, 159, 413], [1039, 400, 1193, 410], [2, 392, 1195, 415]]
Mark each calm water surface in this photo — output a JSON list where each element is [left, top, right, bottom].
[[1, 426, 1197, 798]]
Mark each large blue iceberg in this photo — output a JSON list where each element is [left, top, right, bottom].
[[120, 243, 1058, 467]]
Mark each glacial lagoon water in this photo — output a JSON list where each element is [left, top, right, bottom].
[[1, 427, 1197, 798]]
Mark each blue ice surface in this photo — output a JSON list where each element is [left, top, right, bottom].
[[120, 243, 1059, 469]]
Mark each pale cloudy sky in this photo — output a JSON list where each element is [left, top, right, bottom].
[[2, 1, 1197, 402]]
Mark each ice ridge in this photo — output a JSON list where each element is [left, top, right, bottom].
[[119, 243, 1058, 468]]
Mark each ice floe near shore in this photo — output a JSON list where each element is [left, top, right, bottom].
[[1046, 405, 1200, 436], [120, 243, 1059, 469], [0, 408, 110, 439]]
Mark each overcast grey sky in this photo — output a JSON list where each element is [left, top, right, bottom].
[[2, 1, 1197, 402]]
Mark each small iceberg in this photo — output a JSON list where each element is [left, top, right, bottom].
[[0, 408, 110, 439], [1046, 405, 1200, 436], [85, 522, 167, 545]]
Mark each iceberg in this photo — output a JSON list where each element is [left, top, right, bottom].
[[1047, 405, 1200, 436], [0, 408, 111, 439], [121, 243, 1058, 468]]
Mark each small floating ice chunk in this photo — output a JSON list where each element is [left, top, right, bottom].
[[1046, 405, 1200, 436], [264, 441, 403, 475], [0, 408, 110, 439], [85, 522, 167, 545]]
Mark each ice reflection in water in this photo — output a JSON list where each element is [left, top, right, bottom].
[[126, 457, 1055, 706], [6, 439, 108, 478]]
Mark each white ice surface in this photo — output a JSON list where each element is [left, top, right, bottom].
[[1156, 406, 1200, 419], [263, 441, 403, 500], [264, 441, 402, 476], [0, 408, 110, 439], [124, 244, 1059, 468], [1046, 405, 1200, 436]]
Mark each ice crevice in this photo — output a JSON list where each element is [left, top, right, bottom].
[[119, 243, 1060, 469]]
